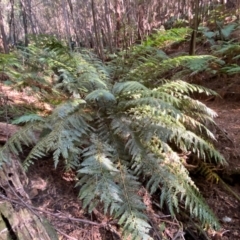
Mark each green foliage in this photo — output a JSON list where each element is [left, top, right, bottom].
[[4, 36, 110, 106], [214, 42, 240, 61], [221, 64, 240, 75], [110, 36, 224, 86], [125, 54, 224, 83], [0, 53, 23, 83], [212, 42, 240, 75], [0, 37, 227, 239], [108, 45, 168, 81], [200, 22, 237, 45], [144, 28, 191, 48]]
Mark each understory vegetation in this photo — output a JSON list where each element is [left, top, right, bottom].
[[1, 23, 240, 239]]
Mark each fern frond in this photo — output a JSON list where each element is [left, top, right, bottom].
[[0, 122, 43, 164], [131, 142, 220, 228], [21, 101, 91, 170], [77, 134, 151, 239], [113, 81, 148, 96], [222, 64, 240, 75], [214, 42, 240, 57], [124, 53, 224, 84], [158, 80, 217, 97], [197, 161, 220, 184], [85, 89, 116, 103], [12, 114, 45, 124]]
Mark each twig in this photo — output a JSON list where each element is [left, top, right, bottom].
[[149, 218, 162, 240], [55, 228, 78, 240], [0, 194, 106, 226], [172, 230, 185, 240]]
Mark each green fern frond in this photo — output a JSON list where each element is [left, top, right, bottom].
[[158, 80, 217, 97], [113, 81, 148, 96], [77, 135, 151, 239], [0, 122, 43, 164], [214, 42, 240, 57], [85, 89, 116, 103], [125, 53, 224, 84], [129, 134, 220, 228], [144, 27, 190, 48], [161, 55, 224, 76], [21, 101, 91, 170], [12, 114, 45, 124], [222, 64, 240, 75]]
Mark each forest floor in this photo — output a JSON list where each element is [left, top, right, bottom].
[[1, 73, 240, 240]]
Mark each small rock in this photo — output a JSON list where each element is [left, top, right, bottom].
[[222, 216, 232, 223]]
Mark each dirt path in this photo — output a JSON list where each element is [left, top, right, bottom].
[[203, 100, 240, 240], [209, 101, 240, 170]]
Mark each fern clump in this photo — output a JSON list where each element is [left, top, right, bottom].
[[0, 40, 226, 239], [127, 54, 225, 84], [144, 27, 191, 48], [108, 45, 168, 82]]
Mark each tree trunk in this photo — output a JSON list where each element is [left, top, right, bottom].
[[91, 0, 104, 59], [0, 3, 9, 54], [114, 0, 121, 48], [189, 0, 200, 55], [61, 0, 71, 50], [9, 0, 16, 45], [19, 0, 28, 47], [104, 0, 113, 53], [25, 0, 37, 35]]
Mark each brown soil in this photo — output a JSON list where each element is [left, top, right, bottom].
[[1, 77, 240, 240], [202, 100, 240, 240]]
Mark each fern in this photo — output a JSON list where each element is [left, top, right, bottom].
[[77, 134, 151, 239], [222, 64, 240, 75], [214, 42, 240, 62], [0, 40, 227, 239], [144, 27, 191, 48], [200, 22, 237, 44], [124, 53, 224, 85]]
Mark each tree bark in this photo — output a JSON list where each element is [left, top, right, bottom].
[[0, 3, 9, 54], [189, 0, 200, 55], [19, 0, 28, 47], [114, 0, 121, 48], [61, 0, 71, 50], [9, 0, 16, 45], [91, 0, 104, 59]]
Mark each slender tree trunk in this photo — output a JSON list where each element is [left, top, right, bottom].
[[19, 0, 28, 47], [189, 0, 200, 55], [25, 0, 36, 34], [91, 0, 104, 59], [114, 0, 121, 48], [137, 3, 145, 42], [67, 0, 81, 46], [61, 0, 71, 49], [0, 3, 9, 54], [49, 0, 60, 38], [104, 0, 113, 53], [9, 0, 16, 45]]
